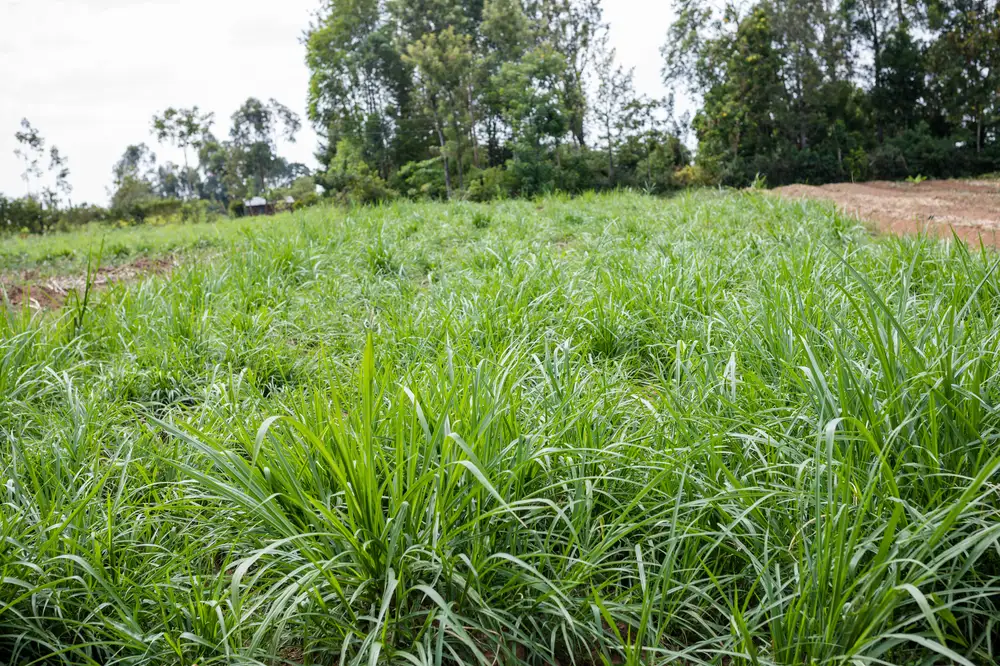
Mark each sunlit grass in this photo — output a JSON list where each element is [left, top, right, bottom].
[[2, 191, 998, 665]]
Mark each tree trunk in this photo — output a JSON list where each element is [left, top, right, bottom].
[[452, 115, 465, 192], [977, 110, 983, 154], [467, 84, 481, 169], [871, 8, 884, 144], [606, 119, 614, 184], [434, 113, 451, 199]]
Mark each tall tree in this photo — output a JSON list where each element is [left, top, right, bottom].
[[592, 40, 637, 183], [924, 0, 1000, 153], [112, 143, 157, 189], [13, 119, 44, 197], [492, 44, 569, 192], [151, 107, 214, 198], [404, 27, 476, 196], [846, 0, 903, 141], [306, 0, 417, 179], [230, 98, 302, 194], [13, 120, 72, 208], [526, 0, 604, 147], [47, 147, 71, 208]]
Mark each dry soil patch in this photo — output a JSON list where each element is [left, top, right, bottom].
[[771, 179, 1000, 245], [1, 256, 175, 309]]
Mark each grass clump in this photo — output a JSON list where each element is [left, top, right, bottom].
[[1, 191, 999, 665]]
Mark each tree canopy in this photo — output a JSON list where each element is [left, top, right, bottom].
[[305, 0, 689, 201], [664, 0, 1000, 185]]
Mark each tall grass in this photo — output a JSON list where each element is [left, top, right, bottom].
[[2, 191, 999, 664]]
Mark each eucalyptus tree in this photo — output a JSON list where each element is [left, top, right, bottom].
[[404, 27, 477, 196], [13, 119, 72, 208], [13, 119, 44, 197], [151, 106, 215, 198], [229, 97, 302, 195], [593, 39, 637, 183]]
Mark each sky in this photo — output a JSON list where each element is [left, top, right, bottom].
[[0, 0, 674, 205]]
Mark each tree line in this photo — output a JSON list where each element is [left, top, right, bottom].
[[666, 0, 1000, 186], [4, 0, 998, 234], [2, 98, 316, 234], [306, 0, 998, 198], [304, 0, 692, 203]]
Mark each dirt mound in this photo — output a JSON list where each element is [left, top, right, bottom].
[[771, 179, 1000, 245], [1, 256, 175, 309]]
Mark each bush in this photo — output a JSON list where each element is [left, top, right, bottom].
[[0, 195, 49, 234], [391, 157, 448, 200], [673, 164, 716, 188], [466, 167, 512, 202], [869, 143, 909, 180], [324, 139, 396, 205]]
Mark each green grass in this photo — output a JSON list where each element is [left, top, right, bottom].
[[2, 191, 999, 665], [0, 214, 283, 276]]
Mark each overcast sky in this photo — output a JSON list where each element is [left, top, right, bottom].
[[0, 0, 674, 205]]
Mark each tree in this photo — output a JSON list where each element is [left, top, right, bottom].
[[404, 27, 477, 197], [592, 41, 636, 184], [47, 147, 71, 208], [13, 119, 44, 197], [925, 0, 1000, 154], [197, 135, 244, 204], [306, 0, 416, 179], [13, 120, 72, 209], [151, 107, 214, 198], [112, 143, 157, 191], [846, 0, 903, 141], [110, 143, 159, 212], [878, 23, 926, 134], [492, 45, 569, 193], [526, 0, 605, 147], [230, 98, 302, 194], [618, 95, 689, 187]]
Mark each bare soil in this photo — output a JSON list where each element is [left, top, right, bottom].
[[771, 179, 1000, 245], [1, 256, 175, 309]]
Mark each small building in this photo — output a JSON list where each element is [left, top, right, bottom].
[[244, 196, 274, 216]]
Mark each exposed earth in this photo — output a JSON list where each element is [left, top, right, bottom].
[[771, 179, 1000, 245], [1, 257, 174, 309]]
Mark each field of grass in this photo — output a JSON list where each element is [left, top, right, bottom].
[[0, 215, 280, 276], [2, 191, 999, 665]]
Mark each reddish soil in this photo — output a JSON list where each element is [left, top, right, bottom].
[[771, 179, 1000, 245], [1, 256, 175, 309]]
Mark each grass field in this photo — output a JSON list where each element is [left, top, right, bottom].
[[2, 191, 999, 665]]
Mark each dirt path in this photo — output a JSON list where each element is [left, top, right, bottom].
[[1, 257, 175, 309], [771, 179, 1000, 245]]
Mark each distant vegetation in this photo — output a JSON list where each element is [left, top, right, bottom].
[[665, 0, 1000, 186], [2, 0, 998, 228]]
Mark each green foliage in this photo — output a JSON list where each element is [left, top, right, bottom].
[[391, 156, 449, 199], [2, 193, 1000, 665], [323, 139, 396, 205], [305, 0, 691, 201], [669, 0, 1000, 187], [0, 194, 48, 234], [465, 166, 512, 201]]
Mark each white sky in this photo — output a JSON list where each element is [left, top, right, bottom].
[[0, 0, 674, 205]]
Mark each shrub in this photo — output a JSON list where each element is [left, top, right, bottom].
[[870, 143, 909, 180], [466, 167, 512, 202], [391, 157, 448, 200], [673, 164, 716, 188], [322, 139, 396, 205]]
